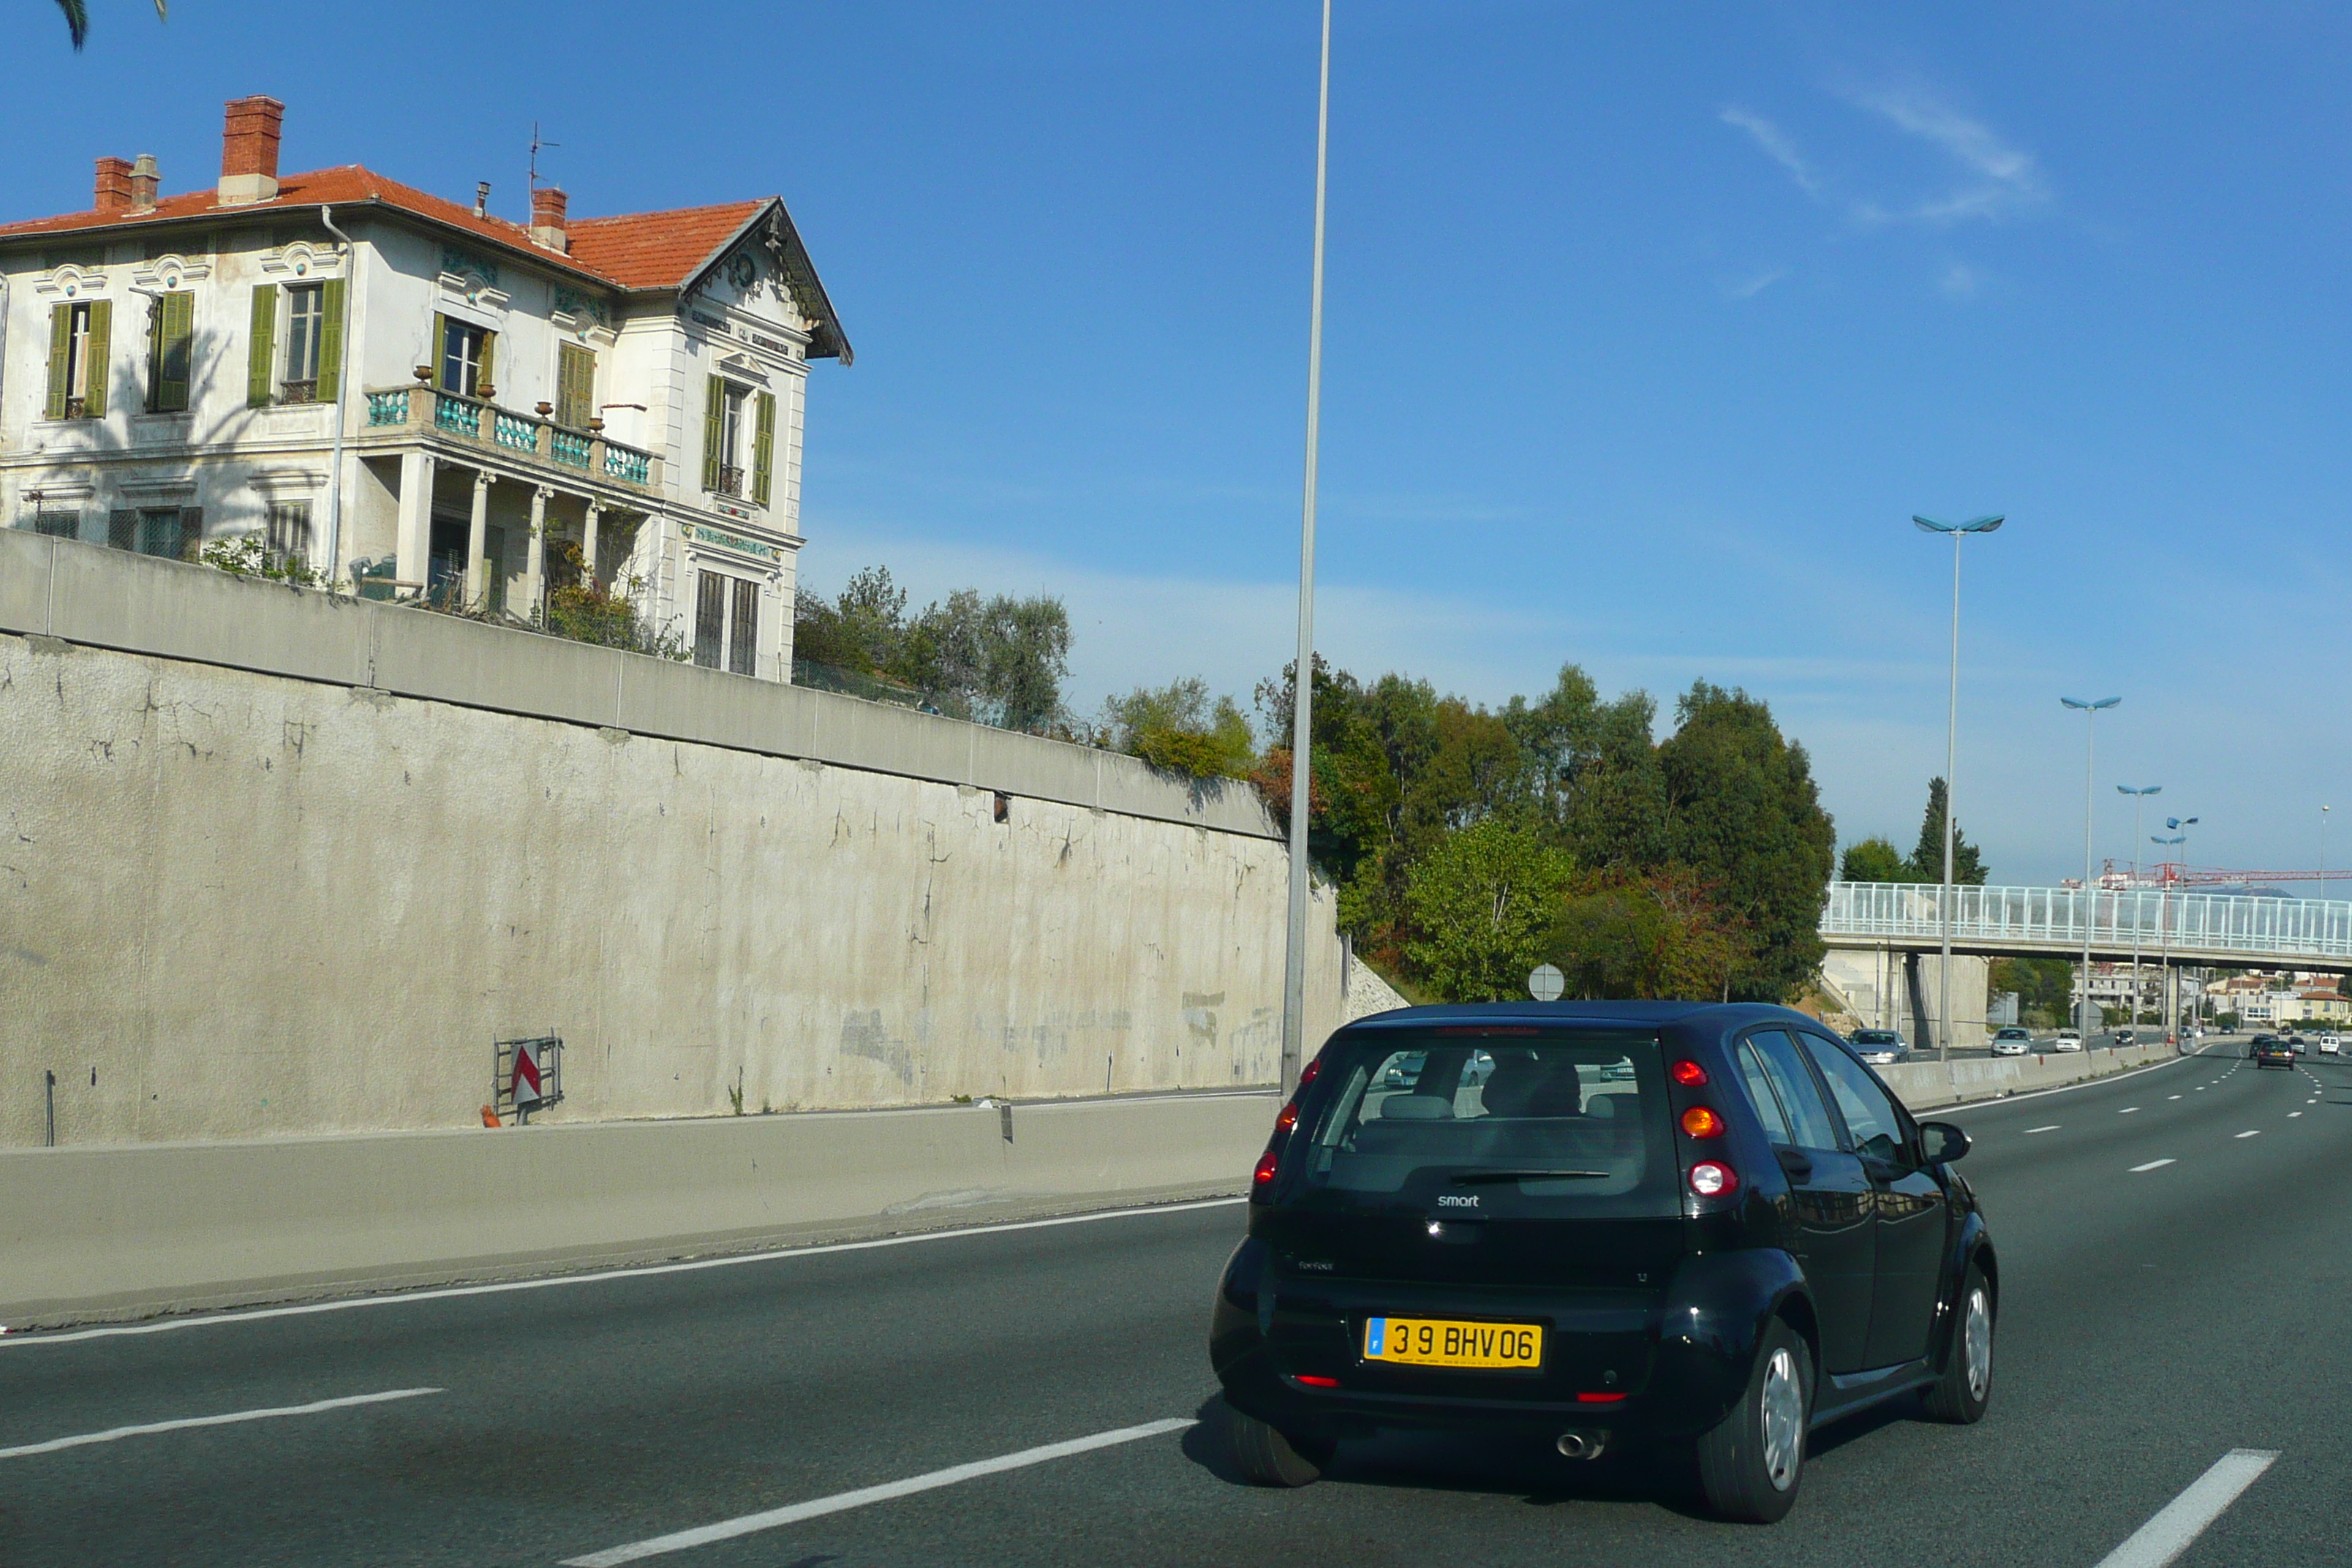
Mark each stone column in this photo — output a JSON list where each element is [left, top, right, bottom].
[[395, 451, 436, 592], [583, 500, 603, 585], [524, 484, 551, 618], [464, 470, 495, 605]]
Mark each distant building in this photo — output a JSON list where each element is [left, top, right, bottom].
[[1, 95, 849, 679]]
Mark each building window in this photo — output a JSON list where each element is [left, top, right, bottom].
[[556, 342, 595, 429], [693, 569, 762, 674], [265, 501, 312, 563], [46, 299, 111, 421], [282, 284, 324, 404], [440, 317, 489, 398], [729, 576, 758, 675], [717, 384, 748, 497], [28, 509, 80, 540], [146, 290, 195, 414], [108, 506, 200, 561]]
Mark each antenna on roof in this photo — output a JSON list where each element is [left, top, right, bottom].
[[528, 122, 561, 189]]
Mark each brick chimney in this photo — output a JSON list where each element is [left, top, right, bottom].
[[129, 154, 159, 214], [217, 95, 284, 207], [530, 186, 569, 252], [94, 157, 133, 213]]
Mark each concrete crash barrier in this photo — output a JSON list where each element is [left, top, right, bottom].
[[1879, 1042, 2182, 1112], [0, 1091, 1278, 1330]]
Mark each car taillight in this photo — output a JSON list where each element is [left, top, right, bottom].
[[1298, 1057, 1322, 1088], [1275, 1102, 1299, 1134], [1253, 1150, 1280, 1188], [1688, 1161, 1738, 1197], [1680, 1106, 1727, 1138], [1670, 1059, 1708, 1087]]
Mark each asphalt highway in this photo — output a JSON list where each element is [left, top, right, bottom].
[[3, 1042, 2347, 1567]]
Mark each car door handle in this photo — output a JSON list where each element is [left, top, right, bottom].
[[1774, 1148, 1814, 1183]]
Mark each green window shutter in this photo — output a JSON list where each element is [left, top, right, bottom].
[[108, 510, 137, 551], [146, 297, 164, 412], [557, 343, 593, 427], [431, 311, 449, 390], [45, 306, 72, 421], [315, 278, 347, 404], [477, 329, 495, 397], [701, 374, 724, 491], [177, 507, 203, 562], [83, 300, 110, 417], [752, 390, 776, 507], [249, 285, 278, 407], [157, 292, 193, 414]]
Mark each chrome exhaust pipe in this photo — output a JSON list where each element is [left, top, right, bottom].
[[1556, 1429, 1605, 1460]]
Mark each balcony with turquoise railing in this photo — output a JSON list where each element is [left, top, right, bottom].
[[360, 382, 661, 496]]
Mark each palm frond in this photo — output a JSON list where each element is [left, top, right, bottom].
[[57, 0, 90, 49]]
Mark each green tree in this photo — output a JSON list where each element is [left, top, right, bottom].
[[1656, 682, 1836, 1001], [53, 0, 164, 49], [1547, 866, 1749, 1000], [1099, 678, 1254, 779], [1403, 819, 1576, 1001], [1906, 777, 1987, 885], [1990, 957, 2073, 1025], [1839, 836, 1910, 883]]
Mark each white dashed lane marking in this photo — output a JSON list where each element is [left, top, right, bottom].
[[2120, 1107, 2141, 1115], [2092, 1448, 2280, 1568], [2131, 1159, 2177, 1172], [2027, 1126, 2060, 1134], [2235, 1131, 2261, 1139]]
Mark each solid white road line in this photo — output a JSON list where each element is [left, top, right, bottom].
[[2131, 1159, 2176, 1172], [2027, 1126, 2061, 1134], [0, 1199, 1248, 1350], [0, 1387, 440, 1460], [2235, 1130, 2261, 1139], [2092, 1447, 2279, 1568], [560, 1417, 1197, 1567]]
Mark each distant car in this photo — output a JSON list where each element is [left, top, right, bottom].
[[1990, 1027, 2032, 1058], [1849, 1029, 1908, 1066], [2114, 1029, 2137, 1047], [2049, 1028, 2083, 1053], [2320, 1037, 2341, 1055], [2254, 1039, 2296, 1070], [2248, 1033, 2277, 1059], [2288, 1036, 2307, 1055]]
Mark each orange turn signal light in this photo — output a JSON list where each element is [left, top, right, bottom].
[[1680, 1106, 1727, 1138]]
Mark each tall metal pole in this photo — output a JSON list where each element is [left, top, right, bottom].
[[1937, 531, 1960, 1066], [2118, 785, 2160, 1031], [2064, 697, 2122, 1036], [1279, 0, 1333, 1098]]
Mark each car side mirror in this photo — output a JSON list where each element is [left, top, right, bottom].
[[1917, 1120, 1970, 1164]]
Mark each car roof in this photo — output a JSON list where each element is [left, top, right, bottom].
[[1335, 1000, 1822, 1044]]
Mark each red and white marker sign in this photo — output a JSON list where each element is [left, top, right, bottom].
[[511, 1040, 543, 1107]]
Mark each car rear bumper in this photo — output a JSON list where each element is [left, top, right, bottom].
[[1208, 1239, 1803, 1446]]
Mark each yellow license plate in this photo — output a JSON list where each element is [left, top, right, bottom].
[[1363, 1316, 1544, 1370]]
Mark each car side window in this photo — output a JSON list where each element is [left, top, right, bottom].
[[1800, 1033, 1907, 1166], [1731, 1037, 1795, 1145], [1746, 1030, 1841, 1153]]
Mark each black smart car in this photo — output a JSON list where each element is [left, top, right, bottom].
[[1210, 1002, 1993, 1523]]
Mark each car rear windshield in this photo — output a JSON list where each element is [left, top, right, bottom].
[[1852, 1030, 1899, 1045], [1292, 1028, 1680, 1218]]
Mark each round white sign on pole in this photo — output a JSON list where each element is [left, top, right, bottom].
[[1528, 963, 1565, 1002]]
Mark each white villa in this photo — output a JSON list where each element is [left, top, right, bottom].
[[0, 95, 848, 679]]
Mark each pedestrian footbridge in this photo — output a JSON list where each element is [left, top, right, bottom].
[[1821, 882, 2352, 973]]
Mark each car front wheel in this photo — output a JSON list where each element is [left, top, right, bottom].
[[1923, 1261, 1994, 1423], [1695, 1318, 1811, 1523]]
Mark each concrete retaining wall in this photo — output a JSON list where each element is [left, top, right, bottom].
[[0, 533, 1395, 1147], [0, 1090, 1278, 1327], [1880, 1043, 2178, 1112]]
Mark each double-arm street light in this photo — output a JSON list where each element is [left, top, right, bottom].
[[2064, 696, 2122, 1039], [1279, 0, 1333, 1096], [1914, 514, 2004, 1063], [2152, 826, 2193, 1038], [2117, 784, 2162, 1030]]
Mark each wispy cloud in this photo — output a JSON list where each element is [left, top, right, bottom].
[[1847, 83, 2046, 225], [1722, 267, 1787, 301], [1719, 106, 1823, 197], [1938, 260, 1980, 298]]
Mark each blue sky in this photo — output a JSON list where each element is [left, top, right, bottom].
[[10, 1, 2351, 888]]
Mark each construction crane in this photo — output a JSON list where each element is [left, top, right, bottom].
[[2089, 859, 2352, 891]]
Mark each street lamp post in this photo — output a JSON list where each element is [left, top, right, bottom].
[[2117, 784, 2161, 1031], [2063, 696, 2122, 1041], [1279, 0, 1333, 1098], [1913, 513, 2004, 1064], [2153, 829, 2189, 1045], [2163, 815, 2199, 1038]]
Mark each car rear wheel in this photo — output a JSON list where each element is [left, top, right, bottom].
[[1923, 1261, 1994, 1424], [1694, 1318, 1811, 1523], [1224, 1404, 1333, 1488]]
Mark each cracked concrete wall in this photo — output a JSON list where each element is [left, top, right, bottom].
[[0, 628, 1356, 1147]]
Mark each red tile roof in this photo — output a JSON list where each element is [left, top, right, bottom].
[[566, 201, 764, 288]]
